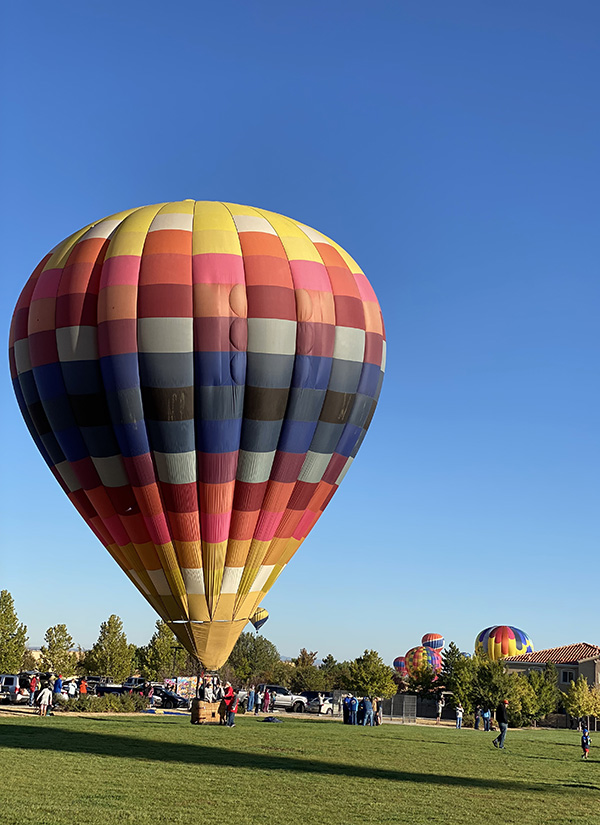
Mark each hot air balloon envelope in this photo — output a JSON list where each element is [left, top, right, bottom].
[[249, 607, 269, 632], [393, 656, 407, 676], [421, 633, 444, 651], [475, 625, 533, 660], [10, 200, 385, 669], [405, 646, 442, 676]]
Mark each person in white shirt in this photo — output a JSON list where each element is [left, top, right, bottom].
[[455, 703, 464, 729], [37, 686, 53, 716]]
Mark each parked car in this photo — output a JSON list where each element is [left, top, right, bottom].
[[0, 674, 29, 704], [152, 686, 189, 709], [238, 684, 308, 713], [307, 695, 334, 715]]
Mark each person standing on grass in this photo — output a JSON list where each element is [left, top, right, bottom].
[[263, 688, 271, 713], [482, 707, 491, 732], [247, 685, 255, 713], [349, 695, 358, 725], [474, 705, 481, 730], [362, 696, 374, 726], [455, 703, 464, 729], [224, 684, 237, 727], [255, 688, 263, 715], [68, 680, 78, 700], [493, 699, 510, 749], [37, 685, 53, 717], [436, 695, 445, 725], [28, 674, 37, 706], [53, 674, 63, 698], [581, 728, 591, 760]]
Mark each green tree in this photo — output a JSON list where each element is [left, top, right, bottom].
[[39, 624, 77, 674], [588, 686, 600, 727], [507, 675, 539, 726], [471, 656, 512, 715], [328, 660, 353, 690], [348, 650, 396, 698], [225, 632, 281, 684], [143, 621, 189, 681], [293, 648, 318, 667], [21, 650, 38, 671], [527, 664, 559, 721], [0, 590, 28, 673], [81, 615, 134, 682], [442, 643, 475, 711], [406, 665, 439, 696], [562, 676, 594, 723], [319, 654, 337, 673]]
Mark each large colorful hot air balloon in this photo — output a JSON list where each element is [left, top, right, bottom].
[[10, 201, 385, 669], [475, 625, 533, 660], [421, 632, 444, 652], [405, 646, 442, 676], [249, 607, 269, 632], [393, 656, 407, 677]]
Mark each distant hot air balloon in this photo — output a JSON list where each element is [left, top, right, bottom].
[[249, 607, 269, 632], [393, 656, 407, 677], [405, 646, 442, 676], [474, 625, 533, 661], [10, 200, 385, 670], [421, 633, 444, 652]]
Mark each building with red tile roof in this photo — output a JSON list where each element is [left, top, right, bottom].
[[504, 642, 600, 689]]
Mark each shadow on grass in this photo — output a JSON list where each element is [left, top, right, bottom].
[[0, 722, 595, 795]]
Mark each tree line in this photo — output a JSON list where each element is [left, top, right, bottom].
[[0, 590, 397, 695]]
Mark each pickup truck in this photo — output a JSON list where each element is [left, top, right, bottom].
[[238, 684, 308, 713]]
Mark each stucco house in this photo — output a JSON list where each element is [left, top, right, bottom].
[[504, 642, 600, 690]]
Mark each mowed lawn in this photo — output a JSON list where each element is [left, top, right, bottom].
[[0, 714, 598, 825]]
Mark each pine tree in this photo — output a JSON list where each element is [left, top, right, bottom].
[[0, 590, 28, 673], [39, 624, 77, 674], [82, 615, 134, 682], [442, 642, 475, 711], [143, 620, 188, 681]]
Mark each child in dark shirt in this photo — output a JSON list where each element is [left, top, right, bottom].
[[581, 728, 591, 760]]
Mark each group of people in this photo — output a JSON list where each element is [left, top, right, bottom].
[[26, 674, 89, 715], [245, 685, 278, 714], [342, 695, 382, 726]]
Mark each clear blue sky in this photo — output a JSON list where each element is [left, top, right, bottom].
[[1, 1, 598, 664]]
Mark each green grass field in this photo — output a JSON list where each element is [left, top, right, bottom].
[[0, 714, 598, 825]]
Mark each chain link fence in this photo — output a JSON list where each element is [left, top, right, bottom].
[[380, 694, 417, 723]]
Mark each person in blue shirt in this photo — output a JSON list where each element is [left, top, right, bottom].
[[362, 696, 374, 726], [581, 728, 591, 760], [349, 695, 358, 725], [53, 675, 63, 696]]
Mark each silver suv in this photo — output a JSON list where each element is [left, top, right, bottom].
[[239, 684, 307, 713], [0, 674, 29, 704]]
